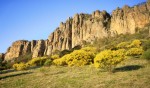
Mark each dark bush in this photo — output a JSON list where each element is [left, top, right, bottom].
[[142, 40, 150, 50], [44, 59, 52, 66], [141, 49, 150, 61]]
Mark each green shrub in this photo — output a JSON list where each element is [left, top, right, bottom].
[[126, 47, 144, 56], [13, 63, 28, 71], [94, 49, 126, 72], [44, 59, 52, 66], [65, 50, 95, 66], [142, 40, 150, 50], [141, 49, 150, 61], [27, 57, 48, 66], [13, 53, 32, 63], [60, 50, 71, 57]]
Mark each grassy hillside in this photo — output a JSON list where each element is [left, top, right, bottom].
[[0, 58, 150, 88], [0, 27, 150, 88]]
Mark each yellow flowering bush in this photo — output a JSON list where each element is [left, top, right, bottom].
[[65, 50, 95, 66], [117, 42, 130, 49], [53, 54, 68, 66], [51, 54, 60, 60], [94, 49, 126, 72], [126, 47, 144, 56], [13, 63, 28, 71], [130, 39, 142, 48], [81, 47, 97, 53]]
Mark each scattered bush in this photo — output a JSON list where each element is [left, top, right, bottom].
[[142, 40, 150, 50], [130, 39, 142, 48], [53, 54, 68, 66], [117, 42, 130, 49], [51, 54, 60, 60], [27, 57, 48, 66], [94, 49, 126, 72], [13, 53, 32, 63], [44, 59, 52, 66], [141, 49, 150, 61], [13, 63, 28, 71], [60, 50, 71, 57], [81, 47, 97, 53], [53, 49, 95, 67], [65, 50, 95, 66], [126, 47, 144, 56]]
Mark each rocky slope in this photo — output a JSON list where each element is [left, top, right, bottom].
[[4, 1, 150, 61]]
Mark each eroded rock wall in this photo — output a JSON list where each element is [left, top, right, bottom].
[[4, 1, 150, 60], [110, 2, 150, 34]]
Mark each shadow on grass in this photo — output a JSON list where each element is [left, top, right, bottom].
[[50, 71, 65, 75], [28, 66, 43, 70], [114, 65, 144, 72], [0, 72, 33, 80], [0, 69, 15, 74]]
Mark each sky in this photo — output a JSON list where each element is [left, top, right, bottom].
[[0, 0, 147, 53]]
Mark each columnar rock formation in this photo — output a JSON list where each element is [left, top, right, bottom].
[[4, 40, 37, 61], [4, 1, 150, 61], [110, 2, 150, 34]]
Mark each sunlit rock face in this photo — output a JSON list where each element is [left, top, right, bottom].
[[110, 2, 150, 34], [4, 1, 150, 60], [4, 40, 33, 61]]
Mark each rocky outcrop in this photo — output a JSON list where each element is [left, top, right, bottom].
[[46, 18, 73, 55], [72, 10, 110, 47], [4, 40, 38, 61], [110, 2, 150, 34], [3, 1, 150, 61], [32, 40, 47, 58]]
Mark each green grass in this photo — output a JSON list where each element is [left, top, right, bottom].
[[0, 58, 150, 88]]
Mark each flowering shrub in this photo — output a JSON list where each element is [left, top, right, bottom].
[[94, 49, 126, 72], [53, 49, 95, 66], [126, 47, 144, 56], [81, 47, 97, 53], [53, 54, 68, 66], [117, 42, 130, 49], [13, 63, 28, 70], [51, 54, 60, 60], [27, 57, 48, 66], [130, 39, 142, 48], [65, 50, 95, 66]]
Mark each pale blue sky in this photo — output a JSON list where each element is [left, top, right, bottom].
[[0, 0, 146, 53]]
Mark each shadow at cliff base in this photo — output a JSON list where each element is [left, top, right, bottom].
[[114, 65, 144, 72], [0, 72, 33, 80]]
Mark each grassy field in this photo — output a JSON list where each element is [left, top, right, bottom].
[[0, 58, 150, 88]]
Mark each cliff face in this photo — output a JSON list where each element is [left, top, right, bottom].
[[4, 40, 37, 61], [4, 1, 150, 61], [110, 2, 150, 34], [72, 10, 110, 47]]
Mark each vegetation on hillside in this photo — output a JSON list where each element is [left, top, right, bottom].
[[0, 26, 150, 88]]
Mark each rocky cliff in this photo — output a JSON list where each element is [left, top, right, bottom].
[[4, 1, 150, 61], [111, 1, 150, 34]]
